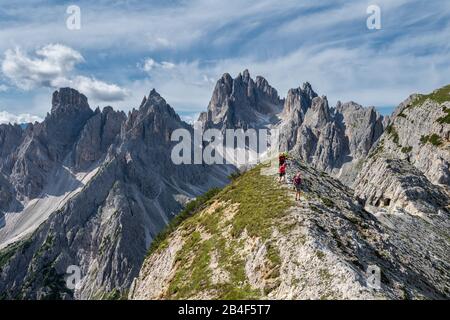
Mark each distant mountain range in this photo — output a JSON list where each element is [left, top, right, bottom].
[[0, 71, 448, 299]]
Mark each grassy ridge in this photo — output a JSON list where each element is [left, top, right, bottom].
[[147, 187, 221, 257], [148, 163, 293, 299], [411, 84, 450, 107]]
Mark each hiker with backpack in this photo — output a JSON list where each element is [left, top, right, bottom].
[[278, 152, 289, 183], [279, 162, 287, 183], [293, 172, 302, 201], [279, 152, 289, 167]]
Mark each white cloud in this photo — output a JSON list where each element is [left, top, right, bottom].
[[0, 84, 8, 92], [0, 0, 449, 117], [160, 62, 176, 70], [0, 110, 43, 124], [1, 44, 128, 102], [179, 113, 200, 124], [141, 58, 176, 72], [133, 58, 220, 113], [70, 76, 129, 102], [147, 37, 175, 50], [2, 44, 83, 90], [0, 0, 305, 53]]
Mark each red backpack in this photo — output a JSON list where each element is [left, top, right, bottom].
[[293, 175, 301, 185]]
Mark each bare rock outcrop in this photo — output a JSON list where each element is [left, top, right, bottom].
[[199, 70, 284, 130], [0, 88, 231, 299], [354, 85, 450, 217]]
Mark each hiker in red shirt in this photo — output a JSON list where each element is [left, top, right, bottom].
[[279, 152, 287, 167], [279, 162, 287, 183]]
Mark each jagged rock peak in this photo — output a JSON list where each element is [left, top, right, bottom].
[[290, 82, 318, 100], [241, 69, 251, 81], [302, 82, 316, 96], [139, 96, 147, 109], [283, 82, 318, 116], [335, 101, 379, 116], [219, 72, 233, 84], [51, 87, 90, 113], [145, 88, 167, 107], [102, 105, 114, 114], [201, 70, 283, 129], [306, 95, 331, 125], [130, 88, 180, 124]]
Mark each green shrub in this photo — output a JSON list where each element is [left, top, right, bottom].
[[369, 140, 384, 158], [420, 134, 442, 146], [386, 125, 400, 144], [437, 107, 450, 124], [420, 135, 429, 144], [411, 84, 450, 107], [320, 197, 335, 208], [147, 187, 221, 256], [429, 134, 443, 146], [401, 146, 412, 153], [228, 171, 242, 180]]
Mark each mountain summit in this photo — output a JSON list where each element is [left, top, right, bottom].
[[199, 70, 283, 130]]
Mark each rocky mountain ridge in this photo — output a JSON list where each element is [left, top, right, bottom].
[[0, 70, 448, 300], [130, 161, 449, 300], [200, 71, 387, 185], [0, 87, 230, 299], [354, 86, 450, 217]]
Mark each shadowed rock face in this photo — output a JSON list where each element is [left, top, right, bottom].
[[354, 90, 450, 217], [280, 90, 386, 185], [0, 87, 231, 300], [200, 71, 386, 185], [74, 106, 126, 170], [199, 70, 284, 130], [279, 82, 319, 150], [10, 88, 95, 199], [0, 124, 24, 167], [0, 125, 25, 211]]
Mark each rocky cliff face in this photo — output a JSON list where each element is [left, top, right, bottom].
[[200, 71, 386, 184], [354, 85, 450, 217], [10, 88, 94, 200], [74, 106, 126, 170], [0, 123, 24, 169], [199, 70, 284, 130], [279, 90, 385, 185], [130, 161, 449, 300], [0, 88, 230, 299], [0, 124, 24, 214]]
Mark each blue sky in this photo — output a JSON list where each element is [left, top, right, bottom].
[[0, 0, 449, 123]]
